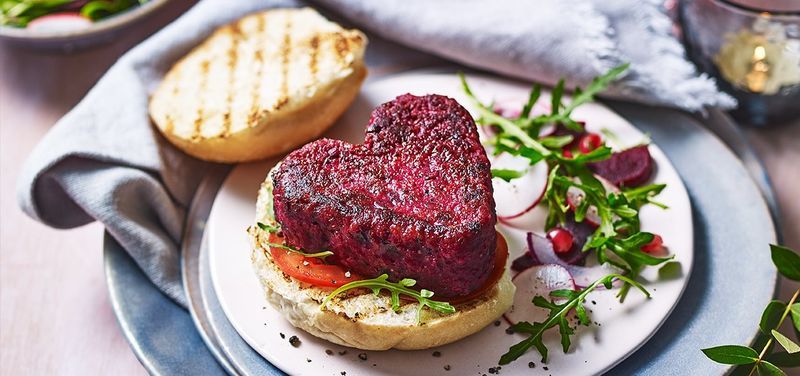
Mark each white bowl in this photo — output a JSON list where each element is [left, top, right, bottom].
[[0, 0, 171, 51]]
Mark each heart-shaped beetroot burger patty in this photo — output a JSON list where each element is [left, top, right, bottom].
[[272, 94, 496, 297]]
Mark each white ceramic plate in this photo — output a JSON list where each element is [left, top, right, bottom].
[[208, 72, 694, 376]]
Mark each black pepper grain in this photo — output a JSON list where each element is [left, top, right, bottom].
[[505, 327, 514, 335], [493, 320, 501, 326], [306, 358, 311, 363], [289, 335, 301, 347], [358, 353, 368, 361], [338, 350, 348, 356], [325, 349, 334, 356], [528, 362, 535, 368], [279, 333, 285, 339], [340, 372, 346, 375], [488, 366, 499, 374], [543, 366, 549, 371], [443, 365, 451, 371], [432, 351, 441, 357]]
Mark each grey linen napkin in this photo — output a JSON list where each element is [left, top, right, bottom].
[[18, 0, 732, 307]]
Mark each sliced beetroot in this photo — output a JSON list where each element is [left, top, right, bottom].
[[588, 145, 653, 187], [555, 213, 596, 265]]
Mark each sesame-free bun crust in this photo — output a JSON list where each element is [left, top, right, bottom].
[[249, 170, 515, 350], [149, 8, 367, 163]]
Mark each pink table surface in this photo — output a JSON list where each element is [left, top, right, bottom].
[[1, 4, 798, 374]]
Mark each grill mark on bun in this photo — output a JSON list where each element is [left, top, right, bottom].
[[248, 14, 267, 127], [276, 15, 292, 111], [333, 33, 347, 64], [192, 60, 211, 141], [308, 34, 320, 88], [222, 25, 241, 138]]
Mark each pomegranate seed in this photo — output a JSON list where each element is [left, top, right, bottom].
[[641, 234, 663, 253], [562, 149, 574, 158], [579, 133, 603, 153], [547, 227, 574, 254]]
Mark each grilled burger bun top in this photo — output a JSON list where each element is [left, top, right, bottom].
[[249, 168, 515, 351], [149, 8, 367, 163]]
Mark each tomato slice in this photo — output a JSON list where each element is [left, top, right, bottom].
[[446, 232, 509, 305], [266, 233, 362, 287], [266, 232, 508, 301]]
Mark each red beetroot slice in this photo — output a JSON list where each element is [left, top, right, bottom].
[[588, 145, 653, 187], [272, 94, 496, 298]]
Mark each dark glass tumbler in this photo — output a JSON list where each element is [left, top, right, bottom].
[[680, 0, 800, 126]]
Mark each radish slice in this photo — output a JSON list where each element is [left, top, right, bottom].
[[527, 232, 621, 288], [27, 13, 92, 32], [498, 203, 548, 231], [491, 153, 549, 219], [527, 232, 563, 265], [539, 123, 557, 137], [568, 263, 622, 288], [505, 264, 576, 325]]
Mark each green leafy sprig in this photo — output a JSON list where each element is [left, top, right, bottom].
[[500, 274, 650, 365], [702, 244, 800, 375], [515, 64, 630, 133], [256, 222, 333, 258], [320, 274, 456, 324]]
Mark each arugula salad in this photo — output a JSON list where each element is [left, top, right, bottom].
[[460, 65, 675, 365]]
